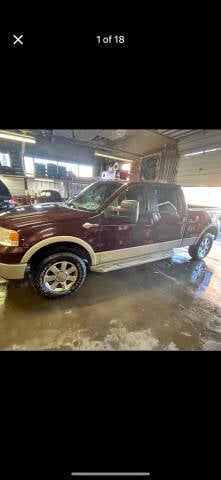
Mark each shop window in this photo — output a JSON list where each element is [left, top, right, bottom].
[[0, 152, 11, 167], [24, 156, 34, 176], [79, 165, 93, 177]]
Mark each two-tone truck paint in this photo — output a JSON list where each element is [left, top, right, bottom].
[[0, 181, 219, 298]]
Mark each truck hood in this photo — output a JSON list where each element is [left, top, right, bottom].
[[0, 203, 90, 229]]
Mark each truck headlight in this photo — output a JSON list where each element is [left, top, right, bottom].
[[0, 227, 19, 246]]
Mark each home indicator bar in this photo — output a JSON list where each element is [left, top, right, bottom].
[[71, 474, 151, 477]]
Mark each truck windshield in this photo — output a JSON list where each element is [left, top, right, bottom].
[[66, 182, 121, 212]]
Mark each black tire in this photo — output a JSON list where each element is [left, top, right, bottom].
[[188, 233, 213, 260], [31, 251, 87, 298]]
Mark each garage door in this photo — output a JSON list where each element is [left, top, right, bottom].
[[176, 149, 221, 187]]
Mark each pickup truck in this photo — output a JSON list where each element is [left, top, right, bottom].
[[0, 180, 219, 298]]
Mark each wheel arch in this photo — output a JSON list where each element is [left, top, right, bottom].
[[195, 224, 219, 244], [20, 236, 96, 266]]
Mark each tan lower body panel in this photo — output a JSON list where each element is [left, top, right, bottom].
[[91, 250, 173, 273], [0, 262, 27, 280], [95, 239, 182, 265], [180, 237, 197, 247]]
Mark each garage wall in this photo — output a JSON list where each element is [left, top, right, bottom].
[[0, 137, 101, 175], [176, 150, 221, 187], [0, 137, 102, 199], [0, 176, 25, 196], [0, 141, 23, 175], [26, 177, 98, 200], [130, 144, 179, 182], [25, 138, 98, 168]]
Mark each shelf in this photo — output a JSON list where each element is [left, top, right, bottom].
[[0, 173, 100, 182]]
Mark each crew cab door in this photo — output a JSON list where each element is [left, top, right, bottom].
[[93, 184, 156, 263], [149, 184, 187, 247]]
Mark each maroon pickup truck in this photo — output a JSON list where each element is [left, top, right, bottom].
[[0, 181, 219, 298]]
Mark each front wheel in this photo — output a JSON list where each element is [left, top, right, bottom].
[[31, 252, 87, 298], [188, 233, 213, 260]]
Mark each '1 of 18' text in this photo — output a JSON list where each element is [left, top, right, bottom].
[[96, 35, 125, 44]]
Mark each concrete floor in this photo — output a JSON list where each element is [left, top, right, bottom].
[[0, 234, 221, 350]]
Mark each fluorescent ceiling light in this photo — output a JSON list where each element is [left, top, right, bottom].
[[0, 130, 36, 144], [95, 151, 133, 162], [184, 151, 204, 157], [204, 147, 221, 153], [184, 147, 221, 157]]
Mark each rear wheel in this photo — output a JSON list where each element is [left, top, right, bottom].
[[188, 233, 213, 260], [31, 251, 87, 298]]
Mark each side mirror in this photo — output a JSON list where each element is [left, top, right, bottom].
[[104, 200, 139, 224]]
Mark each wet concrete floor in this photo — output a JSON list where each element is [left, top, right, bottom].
[[0, 234, 221, 350]]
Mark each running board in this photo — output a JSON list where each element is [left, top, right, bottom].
[[90, 250, 173, 273]]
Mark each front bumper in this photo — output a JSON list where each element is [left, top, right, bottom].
[[0, 262, 27, 280]]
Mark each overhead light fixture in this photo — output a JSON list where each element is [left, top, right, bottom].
[[95, 151, 133, 162], [184, 146, 221, 157], [0, 130, 36, 144]]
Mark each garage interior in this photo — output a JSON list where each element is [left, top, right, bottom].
[[0, 129, 221, 350]]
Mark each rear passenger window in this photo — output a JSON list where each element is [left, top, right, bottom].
[[154, 185, 181, 213]]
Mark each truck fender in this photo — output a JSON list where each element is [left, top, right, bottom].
[[20, 236, 97, 266], [194, 224, 219, 244]]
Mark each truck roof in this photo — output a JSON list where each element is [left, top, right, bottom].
[[97, 180, 179, 187]]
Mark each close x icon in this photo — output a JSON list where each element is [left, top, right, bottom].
[[9, 33, 24, 46]]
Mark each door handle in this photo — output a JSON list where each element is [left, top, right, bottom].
[[82, 222, 99, 229]]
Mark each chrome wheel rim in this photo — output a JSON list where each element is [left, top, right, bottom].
[[198, 238, 211, 258], [44, 261, 78, 292]]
